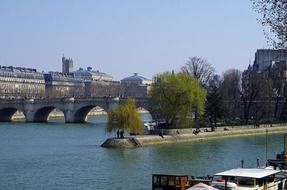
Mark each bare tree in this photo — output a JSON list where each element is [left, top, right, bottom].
[[220, 69, 242, 120], [181, 57, 215, 88], [251, 0, 287, 48], [267, 62, 287, 121], [241, 70, 273, 124], [205, 76, 225, 130]]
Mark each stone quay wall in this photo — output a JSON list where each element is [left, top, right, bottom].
[[101, 124, 287, 148]]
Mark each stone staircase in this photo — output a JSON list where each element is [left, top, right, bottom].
[[128, 137, 142, 147]]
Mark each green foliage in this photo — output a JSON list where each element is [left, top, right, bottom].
[[149, 71, 206, 128], [106, 98, 144, 135]]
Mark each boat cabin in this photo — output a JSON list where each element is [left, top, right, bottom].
[[152, 174, 188, 190], [212, 168, 284, 190]]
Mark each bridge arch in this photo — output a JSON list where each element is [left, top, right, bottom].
[[72, 105, 108, 123], [33, 106, 65, 122], [135, 101, 154, 120], [0, 107, 24, 122]]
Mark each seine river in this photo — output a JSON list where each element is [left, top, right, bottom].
[[0, 114, 285, 190]]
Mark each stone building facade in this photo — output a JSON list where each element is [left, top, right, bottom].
[[73, 67, 113, 82], [0, 58, 152, 99], [120, 73, 152, 98], [253, 49, 287, 72], [44, 72, 85, 98], [85, 81, 121, 97], [240, 48, 287, 122], [0, 66, 45, 99]]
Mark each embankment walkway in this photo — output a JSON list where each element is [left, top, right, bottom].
[[101, 124, 287, 148]]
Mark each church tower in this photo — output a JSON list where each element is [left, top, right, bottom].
[[62, 54, 73, 75]]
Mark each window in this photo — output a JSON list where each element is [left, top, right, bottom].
[[161, 176, 167, 186], [168, 176, 175, 186], [153, 176, 160, 186], [238, 177, 254, 187]]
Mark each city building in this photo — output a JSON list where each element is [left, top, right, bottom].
[[240, 48, 287, 122], [85, 80, 121, 97], [0, 56, 153, 99], [73, 67, 113, 82], [0, 66, 45, 99], [120, 73, 152, 98], [251, 49, 287, 97], [44, 72, 85, 98], [253, 49, 287, 72], [121, 73, 152, 86]]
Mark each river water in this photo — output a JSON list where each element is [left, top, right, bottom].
[[0, 115, 285, 190]]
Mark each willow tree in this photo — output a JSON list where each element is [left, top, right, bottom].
[[149, 71, 206, 128], [106, 98, 144, 135]]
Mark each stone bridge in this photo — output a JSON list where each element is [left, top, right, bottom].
[[0, 97, 152, 123]]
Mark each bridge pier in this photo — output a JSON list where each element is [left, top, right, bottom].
[[24, 100, 36, 122], [65, 110, 80, 123]]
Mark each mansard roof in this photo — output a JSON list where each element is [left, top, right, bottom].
[[73, 67, 113, 81], [0, 65, 44, 79]]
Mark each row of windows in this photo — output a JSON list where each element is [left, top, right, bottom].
[[0, 77, 44, 84], [0, 71, 44, 79], [0, 83, 44, 89]]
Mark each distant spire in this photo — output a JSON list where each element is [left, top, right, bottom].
[[62, 54, 65, 64]]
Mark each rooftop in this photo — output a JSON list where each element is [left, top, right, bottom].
[[214, 168, 280, 179], [121, 73, 150, 82], [73, 67, 112, 78]]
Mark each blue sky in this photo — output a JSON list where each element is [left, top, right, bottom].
[[0, 0, 266, 80]]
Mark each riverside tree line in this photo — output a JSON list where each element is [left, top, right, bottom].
[[106, 0, 287, 134], [107, 54, 287, 135]]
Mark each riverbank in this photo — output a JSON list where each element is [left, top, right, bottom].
[[101, 124, 287, 148]]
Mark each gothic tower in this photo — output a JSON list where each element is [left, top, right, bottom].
[[62, 54, 73, 75]]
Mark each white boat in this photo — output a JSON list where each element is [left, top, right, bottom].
[[212, 168, 286, 190], [143, 121, 156, 134], [187, 182, 218, 190]]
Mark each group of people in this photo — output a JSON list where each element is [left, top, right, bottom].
[[116, 130, 124, 139], [193, 128, 201, 135]]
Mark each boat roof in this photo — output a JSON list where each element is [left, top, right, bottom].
[[214, 168, 280, 179]]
